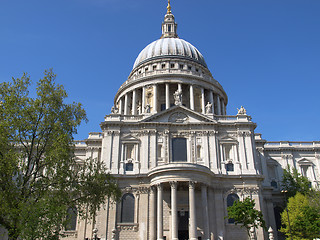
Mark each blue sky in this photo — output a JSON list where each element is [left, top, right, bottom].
[[0, 0, 319, 141]]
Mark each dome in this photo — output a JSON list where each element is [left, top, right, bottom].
[[133, 38, 208, 70]]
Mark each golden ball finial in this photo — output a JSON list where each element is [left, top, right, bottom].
[[167, 0, 172, 14]]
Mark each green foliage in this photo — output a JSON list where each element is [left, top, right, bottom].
[[226, 197, 266, 236], [0, 70, 121, 240], [281, 166, 311, 198], [280, 192, 320, 240]]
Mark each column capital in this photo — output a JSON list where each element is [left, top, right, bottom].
[[150, 185, 156, 194], [170, 181, 178, 189], [157, 183, 162, 190], [189, 181, 196, 189]]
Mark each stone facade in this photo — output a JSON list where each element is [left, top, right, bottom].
[[59, 3, 320, 240]]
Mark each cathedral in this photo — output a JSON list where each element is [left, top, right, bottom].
[[63, 2, 320, 240]]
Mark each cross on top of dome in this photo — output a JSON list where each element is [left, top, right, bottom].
[[161, 0, 178, 39], [167, 0, 172, 14]]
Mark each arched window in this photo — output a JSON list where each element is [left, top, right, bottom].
[[196, 145, 202, 159], [121, 193, 135, 223], [227, 194, 239, 223], [65, 207, 77, 231]]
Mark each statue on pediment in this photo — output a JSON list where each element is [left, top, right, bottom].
[[237, 106, 247, 115], [145, 103, 151, 113], [111, 106, 119, 114], [173, 89, 182, 106], [205, 102, 213, 114]]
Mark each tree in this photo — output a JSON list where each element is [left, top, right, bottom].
[[0, 70, 121, 240], [226, 197, 267, 236], [281, 166, 311, 198], [280, 192, 320, 240]]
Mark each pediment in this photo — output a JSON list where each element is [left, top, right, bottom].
[[218, 134, 238, 142], [141, 106, 215, 124], [121, 134, 140, 142], [297, 158, 313, 165]]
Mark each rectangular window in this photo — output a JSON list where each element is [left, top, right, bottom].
[[172, 138, 187, 162]]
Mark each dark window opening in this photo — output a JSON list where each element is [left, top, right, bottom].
[[145, 67, 148, 71], [274, 206, 283, 230], [188, 66, 192, 70], [125, 163, 133, 171], [65, 207, 77, 231], [162, 64, 166, 69], [171, 63, 175, 68], [168, 25, 172, 32], [271, 180, 277, 189], [121, 193, 135, 223], [161, 104, 166, 111], [227, 194, 239, 223], [179, 64, 184, 69], [172, 138, 187, 162], [153, 65, 157, 70], [226, 163, 234, 172]]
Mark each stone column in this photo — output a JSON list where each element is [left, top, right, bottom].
[[178, 83, 182, 91], [216, 95, 221, 115], [190, 85, 195, 110], [118, 98, 123, 115], [209, 90, 214, 114], [201, 88, 205, 114], [153, 84, 158, 113], [157, 184, 164, 240], [124, 94, 128, 115], [132, 89, 137, 115], [142, 87, 146, 113], [150, 186, 156, 240], [221, 99, 226, 115], [170, 182, 178, 240], [189, 181, 197, 240], [166, 83, 170, 109], [201, 185, 210, 240]]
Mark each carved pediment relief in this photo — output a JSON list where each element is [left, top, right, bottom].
[[142, 105, 215, 124], [168, 112, 189, 123]]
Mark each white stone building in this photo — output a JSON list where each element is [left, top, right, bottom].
[[63, 3, 320, 240]]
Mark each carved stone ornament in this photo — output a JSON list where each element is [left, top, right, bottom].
[[169, 112, 189, 123], [205, 102, 213, 114], [173, 89, 182, 106], [237, 106, 247, 115], [137, 187, 149, 194], [111, 106, 119, 114], [117, 224, 139, 232]]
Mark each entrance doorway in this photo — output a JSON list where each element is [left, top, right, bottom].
[[178, 210, 189, 240]]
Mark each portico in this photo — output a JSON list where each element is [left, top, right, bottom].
[[148, 163, 213, 240]]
